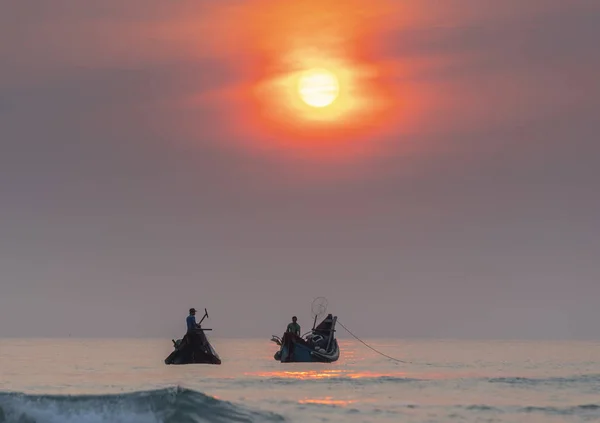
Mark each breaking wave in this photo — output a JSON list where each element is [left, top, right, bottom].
[[0, 387, 285, 423]]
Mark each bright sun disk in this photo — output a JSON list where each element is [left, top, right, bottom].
[[297, 68, 340, 108]]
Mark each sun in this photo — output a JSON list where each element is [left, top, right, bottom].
[[297, 68, 340, 108]]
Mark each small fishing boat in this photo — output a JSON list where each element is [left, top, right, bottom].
[[271, 298, 340, 363], [165, 309, 221, 365]]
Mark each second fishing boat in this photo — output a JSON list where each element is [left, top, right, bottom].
[[271, 298, 340, 363]]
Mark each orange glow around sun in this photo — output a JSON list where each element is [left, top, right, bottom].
[[206, 0, 420, 160]]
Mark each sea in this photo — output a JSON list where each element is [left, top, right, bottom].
[[1, 338, 599, 423]]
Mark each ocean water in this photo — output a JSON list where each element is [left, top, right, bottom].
[[1, 338, 599, 422]]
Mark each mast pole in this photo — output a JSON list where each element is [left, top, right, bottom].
[[326, 316, 337, 352]]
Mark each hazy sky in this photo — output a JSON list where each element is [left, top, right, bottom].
[[1, 0, 599, 339]]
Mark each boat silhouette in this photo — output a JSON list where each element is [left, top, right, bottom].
[[165, 308, 221, 365]]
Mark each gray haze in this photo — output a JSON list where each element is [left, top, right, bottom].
[[1, 0, 599, 339]]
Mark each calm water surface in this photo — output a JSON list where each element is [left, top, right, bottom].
[[1, 338, 599, 422]]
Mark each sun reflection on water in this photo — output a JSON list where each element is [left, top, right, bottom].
[[299, 397, 356, 406], [247, 369, 411, 380]]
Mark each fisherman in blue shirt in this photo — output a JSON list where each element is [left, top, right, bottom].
[[187, 308, 200, 333]]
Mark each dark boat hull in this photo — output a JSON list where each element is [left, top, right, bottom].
[[165, 330, 221, 365], [274, 332, 340, 363]]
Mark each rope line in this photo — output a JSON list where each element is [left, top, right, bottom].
[[337, 320, 430, 365]]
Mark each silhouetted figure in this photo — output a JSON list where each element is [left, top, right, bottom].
[[287, 316, 301, 336], [186, 308, 200, 332]]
